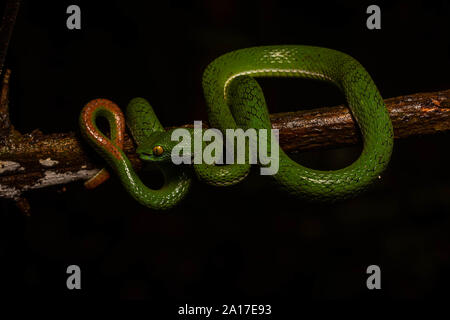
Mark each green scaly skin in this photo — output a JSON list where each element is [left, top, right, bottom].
[[79, 45, 394, 209], [201, 45, 394, 200], [79, 98, 191, 210]]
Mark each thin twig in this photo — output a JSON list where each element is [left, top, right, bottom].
[[0, 0, 20, 77]]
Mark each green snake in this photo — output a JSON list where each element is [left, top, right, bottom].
[[79, 45, 394, 210]]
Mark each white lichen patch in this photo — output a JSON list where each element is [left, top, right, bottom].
[[0, 161, 24, 175], [0, 168, 100, 199], [29, 169, 99, 190], [39, 158, 59, 167], [0, 183, 21, 199]]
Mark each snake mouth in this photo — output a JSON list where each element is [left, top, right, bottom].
[[138, 152, 153, 161], [138, 151, 170, 163]]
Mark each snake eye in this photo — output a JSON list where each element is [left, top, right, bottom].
[[152, 145, 164, 156]]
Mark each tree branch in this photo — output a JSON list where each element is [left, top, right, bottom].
[[1, 88, 449, 201], [1, 1, 448, 214], [273, 89, 450, 152]]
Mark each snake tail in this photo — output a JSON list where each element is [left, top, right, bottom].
[[79, 98, 191, 210]]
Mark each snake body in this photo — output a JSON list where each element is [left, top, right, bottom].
[[79, 98, 191, 210], [80, 45, 393, 209]]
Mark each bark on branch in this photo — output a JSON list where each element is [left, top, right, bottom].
[[1, 88, 449, 202]]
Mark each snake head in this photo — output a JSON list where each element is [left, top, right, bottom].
[[136, 129, 183, 163]]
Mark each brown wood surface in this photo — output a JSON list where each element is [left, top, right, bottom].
[[1, 89, 449, 201]]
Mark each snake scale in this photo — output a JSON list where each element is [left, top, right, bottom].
[[79, 45, 394, 210]]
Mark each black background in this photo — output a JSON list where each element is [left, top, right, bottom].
[[1, 0, 449, 302]]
